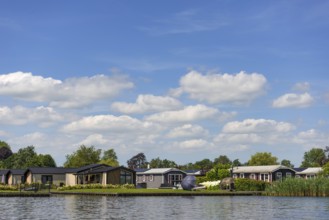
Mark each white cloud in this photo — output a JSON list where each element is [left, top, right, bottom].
[[0, 71, 134, 108], [111, 94, 182, 114], [145, 104, 219, 123], [175, 70, 267, 104], [293, 82, 310, 92], [173, 139, 210, 150], [272, 92, 314, 108], [78, 134, 109, 146], [62, 114, 160, 134], [222, 119, 295, 133], [294, 129, 329, 147], [215, 119, 296, 146], [0, 106, 63, 127], [166, 124, 209, 139]]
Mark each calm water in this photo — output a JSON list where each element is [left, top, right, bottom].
[[0, 195, 329, 219]]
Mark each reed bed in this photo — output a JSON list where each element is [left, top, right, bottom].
[[266, 177, 329, 197]]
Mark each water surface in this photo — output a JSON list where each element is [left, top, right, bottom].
[[0, 195, 328, 219]]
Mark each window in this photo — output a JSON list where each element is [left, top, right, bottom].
[[168, 174, 183, 186], [41, 175, 53, 184], [120, 170, 133, 184], [295, 175, 301, 178], [232, 174, 238, 179], [250, 174, 256, 179], [306, 174, 315, 179], [142, 175, 146, 182], [286, 172, 292, 178], [276, 172, 282, 181], [260, 173, 269, 182], [239, 173, 245, 178], [148, 175, 153, 182]]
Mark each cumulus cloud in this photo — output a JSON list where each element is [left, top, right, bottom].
[[272, 92, 314, 108], [0, 71, 134, 108], [215, 119, 296, 145], [222, 119, 295, 133], [173, 70, 267, 104], [62, 114, 160, 133], [294, 129, 329, 146], [0, 106, 63, 127], [172, 139, 210, 150], [111, 94, 182, 114], [145, 104, 219, 123], [292, 82, 310, 92], [78, 134, 109, 146], [166, 124, 209, 139]]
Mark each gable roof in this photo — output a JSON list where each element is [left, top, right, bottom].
[[25, 167, 75, 175], [0, 169, 9, 176], [8, 169, 26, 175], [138, 168, 186, 175], [68, 164, 109, 173], [232, 165, 295, 173], [296, 167, 322, 175]]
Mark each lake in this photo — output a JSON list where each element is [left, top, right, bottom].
[[0, 195, 328, 219]]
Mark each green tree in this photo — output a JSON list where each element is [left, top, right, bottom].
[[248, 152, 279, 166], [206, 164, 231, 181], [0, 140, 13, 160], [64, 145, 101, 168], [301, 148, 326, 167], [127, 152, 148, 169], [281, 159, 294, 168], [213, 155, 231, 165], [194, 158, 213, 171], [100, 149, 119, 166], [149, 157, 177, 168], [38, 154, 57, 167]]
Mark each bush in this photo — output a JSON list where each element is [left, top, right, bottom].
[[196, 176, 208, 184], [57, 183, 135, 191], [0, 184, 18, 191], [234, 178, 268, 191]]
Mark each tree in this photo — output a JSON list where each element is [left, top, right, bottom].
[[206, 164, 231, 181], [213, 155, 231, 165], [149, 157, 177, 168], [248, 152, 279, 166], [100, 149, 119, 166], [301, 148, 326, 167], [127, 152, 148, 169], [0, 140, 13, 160], [38, 154, 57, 167], [281, 159, 294, 168], [194, 158, 213, 171], [64, 145, 101, 168]]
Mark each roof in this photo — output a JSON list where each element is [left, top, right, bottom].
[[25, 167, 75, 174], [69, 164, 109, 173], [134, 168, 149, 173], [0, 169, 9, 175], [296, 167, 322, 175], [8, 169, 26, 175], [84, 166, 135, 174], [184, 170, 202, 174], [232, 165, 295, 173], [138, 168, 186, 175]]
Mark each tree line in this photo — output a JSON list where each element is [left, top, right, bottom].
[[0, 140, 328, 171]]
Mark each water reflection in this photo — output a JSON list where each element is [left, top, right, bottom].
[[0, 196, 328, 219]]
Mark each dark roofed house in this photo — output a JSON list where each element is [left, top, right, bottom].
[[232, 165, 296, 182], [65, 164, 136, 186], [25, 167, 74, 186], [0, 169, 9, 184], [7, 169, 25, 185]]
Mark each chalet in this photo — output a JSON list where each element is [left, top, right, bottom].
[[136, 168, 187, 188], [24, 167, 73, 186], [232, 165, 296, 182], [7, 169, 25, 185], [0, 169, 9, 184], [295, 167, 322, 179], [65, 164, 135, 186]]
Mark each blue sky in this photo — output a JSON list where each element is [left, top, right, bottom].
[[1, 0, 329, 167]]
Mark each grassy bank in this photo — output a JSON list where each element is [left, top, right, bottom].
[[266, 177, 329, 197]]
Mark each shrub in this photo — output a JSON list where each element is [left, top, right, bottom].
[[234, 178, 268, 191], [57, 184, 135, 191]]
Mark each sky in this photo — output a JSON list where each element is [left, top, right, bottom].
[[0, 0, 329, 167]]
